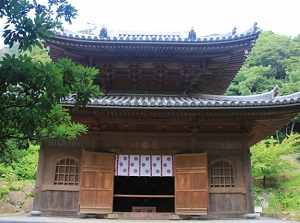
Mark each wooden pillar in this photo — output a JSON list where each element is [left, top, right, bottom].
[[33, 145, 46, 211], [243, 137, 255, 213]]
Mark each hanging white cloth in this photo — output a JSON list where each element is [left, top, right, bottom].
[[140, 155, 151, 176], [115, 154, 173, 177], [129, 155, 140, 176]]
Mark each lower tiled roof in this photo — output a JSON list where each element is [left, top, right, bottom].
[[61, 86, 300, 109]]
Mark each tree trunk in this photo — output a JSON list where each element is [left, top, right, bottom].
[[290, 121, 295, 135], [275, 130, 280, 144], [263, 175, 266, 188]]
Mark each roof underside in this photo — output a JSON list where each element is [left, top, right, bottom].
[[68, 102, 300, 147], [63, 88, 300, 146], [45, 27, 260, 95]]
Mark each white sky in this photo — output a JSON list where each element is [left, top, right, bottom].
[[1, 0, 300, 49], [64, 0, 300, 37]]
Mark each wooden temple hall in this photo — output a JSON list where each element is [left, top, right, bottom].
[[33, 24, 300, 219]]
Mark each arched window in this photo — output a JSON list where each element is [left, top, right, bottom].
[[209, 159, 235, 187], [54, 157, 79, 185]]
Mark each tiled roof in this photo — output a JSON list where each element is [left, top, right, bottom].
[[61, 86, 300, 109], [56, 23, 260, 43]]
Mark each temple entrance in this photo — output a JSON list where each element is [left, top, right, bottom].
[[79, 151, 208, 216], [113, 176, 175, 212]]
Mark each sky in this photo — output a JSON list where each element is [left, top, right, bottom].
[[63, 0, 300, 37], [1, 0, 300, 49]]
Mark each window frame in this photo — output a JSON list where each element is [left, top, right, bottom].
[[42, 155, 80, 191], [209, 158, 236, 188]]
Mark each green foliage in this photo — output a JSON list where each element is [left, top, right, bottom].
[[282, 174, 300, 211], [0, 144, 39, 180], [0, 53, 102, 154], [0, 0, 103, 160], [251, 134, 300, 187], [0, 184, 9, 201], [1, 43, 51, 63], [26, 46, 51, 63], [226, 65, 275, 95], [255, 174, 300, 219], [246, 31, 300, 80], [11, 145, 39, 180], [1, 169, 18, 182], [1, 0, 77, 52], [227, 31, 300, 139], [266, 192, 284, 213], [227, 31, 300, 96]]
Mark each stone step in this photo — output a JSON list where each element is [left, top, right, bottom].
[[113, 212, 175, 220]]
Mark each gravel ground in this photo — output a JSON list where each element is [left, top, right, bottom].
[[0, 214, 299, 223]]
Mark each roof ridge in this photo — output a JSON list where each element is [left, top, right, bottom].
[[105, 86, 279, 101], [57, 23, 260, 43]]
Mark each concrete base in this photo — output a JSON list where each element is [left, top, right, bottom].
[[30, 210, 41, 217], [246, 213, 257, 219], [106, 213, 119, 219], [116, 212, 172, 220]]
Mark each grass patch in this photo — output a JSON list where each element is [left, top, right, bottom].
[[254, 173, 300, 221]]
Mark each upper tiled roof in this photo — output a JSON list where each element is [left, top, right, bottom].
[[61, 86, 300, 109], [57, 23, 259, 43], [46, 24, 261, 95]]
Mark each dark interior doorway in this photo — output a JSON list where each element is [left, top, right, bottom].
[[113, 176, 174, 212]]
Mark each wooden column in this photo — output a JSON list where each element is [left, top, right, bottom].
[[33, 145, 46, 211], [243, 137, 255, 213]]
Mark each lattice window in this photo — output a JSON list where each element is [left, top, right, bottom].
[[54, 158, 79, 185], [210, 159, 235, 187]]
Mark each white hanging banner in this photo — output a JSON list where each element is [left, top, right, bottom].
[[117, 155, 129, 176], [140, 155, 151, 176], [152, 155, 162, 177], [129, 155, 140, 176], [162, 155, 173, 176], [115, 155, 173, 177]]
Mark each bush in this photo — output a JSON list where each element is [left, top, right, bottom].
[[0, 184, 9, 202], [0, 144, 39, 181], [11, 145, 39, 180]]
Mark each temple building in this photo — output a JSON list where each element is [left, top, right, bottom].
[[33, 24, 300, 219]]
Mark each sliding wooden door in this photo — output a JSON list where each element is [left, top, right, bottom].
[[175, 153, 208, 215], [79, 151, 114, 214]]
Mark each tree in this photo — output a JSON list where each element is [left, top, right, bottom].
[[1, 0, 77, 51], [226, 31, 300, 140], [0, 0, 102, 157], [251, 134, 300, 188]]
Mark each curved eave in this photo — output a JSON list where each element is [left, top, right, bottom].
[[61, 87, 300, 109], [45, 30, 259, 63]]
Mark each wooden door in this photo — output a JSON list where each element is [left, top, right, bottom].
[[175, 153, 208, 215], [79, 151, 114, 214]]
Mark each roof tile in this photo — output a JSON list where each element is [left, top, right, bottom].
[[63, 87, 300, 109]]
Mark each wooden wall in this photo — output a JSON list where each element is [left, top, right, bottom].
[[33, 131, 252, 218]]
